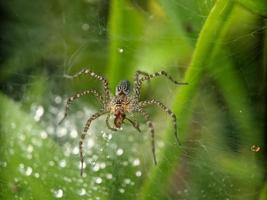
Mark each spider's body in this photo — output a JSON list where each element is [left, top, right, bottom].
[[59, 69, 187, 176]]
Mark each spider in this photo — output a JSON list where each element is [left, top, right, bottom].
[[59, 69, 188, 176]]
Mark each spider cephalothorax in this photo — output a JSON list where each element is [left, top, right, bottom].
[[59, 69, 188, 176]]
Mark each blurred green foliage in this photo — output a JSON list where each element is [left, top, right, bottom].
[[0, 0, 266, 199]]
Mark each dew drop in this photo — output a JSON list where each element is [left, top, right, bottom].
[[118, 48, 124, 53], [82, 23, 90, 31], [106, 173, 113, 180], [34, 105, 44, 121], [95, 177, 102, 184], [78, 188, 86, 196], [27, 145, 33, 153], [25, 167, 32, 176], [53, 189, 64, 198], [59, 160, 66, 168], [70, 129, 78, 138], [102, 131, 112, 141], [116, 148, 124, 156], [133, 159, 140, 166], [87, 138, 95, 148], [34, 172, 40, 178], [119, 188, 125, 193], [72, 146, 79, 155], [57, 127, 67, 137], [54, 96, 62, 104], [135, 171, 142, 177], [124, 178, 131, 184]]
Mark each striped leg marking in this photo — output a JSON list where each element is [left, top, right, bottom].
[[80, 110, 108, 176], [67, 69, 111, 103], [58, 89, 104, 124], [138, 108, 157, 165], [139, 99, 181, 145], [133, 70, 150, 101], [134, 70, 188, 100]]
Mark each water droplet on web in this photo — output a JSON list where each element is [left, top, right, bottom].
[[118, 48, 124, 53], [34, 105, 44, 121], [124, 178, 131, 184], [135, 171, 142, 177], [132, 158, 140, 166], [57, 127, 67, 137], [102, 131, 112, 141], [25, 167, 32, 176], [59, 160, 66, 168], [78, 188, 86, 196], [34, 172, 40, 178], [40, 131, 48, 139], [116, 148, 124, 156], [54, 96, 62, 104], [49, 161, 55, 166], [52, 189, 64, 198], [95, 177, 102, 184], [82, 23, 90, 31], [100, 162, 106, 169], [106, 173, 113, 180], [119, 188, 125, 193], [72, 146, 79, 155], [70, 129, 78, 138], [27, 145, 33, 153], [87, 138, 95, 148], [92, 163, 100, 172]]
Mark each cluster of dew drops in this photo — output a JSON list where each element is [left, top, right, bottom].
[[1, 94, 144, 198]]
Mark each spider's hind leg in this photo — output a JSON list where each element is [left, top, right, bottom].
[[139, 99, 181, 145], [58, 89, 104, 125], [80, 110, 108, 176], [137, 108, 157, 165]]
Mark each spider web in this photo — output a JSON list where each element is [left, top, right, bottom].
[[0, 0, 266, 200]]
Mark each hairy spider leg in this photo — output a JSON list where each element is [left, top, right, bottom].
[[138, 108, 157, 165], [68, 69, 111, 104], [105, 113, 117, 131], [125, 117, 141, 133], [134, 70, 188, 100], [139, 99, 181, 145], [58, 89, 104, 124], [80, 110, 108, 176]]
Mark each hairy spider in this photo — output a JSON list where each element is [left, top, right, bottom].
[[59, 69, 188, 176]]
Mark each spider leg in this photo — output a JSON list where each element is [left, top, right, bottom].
[[125, 117, 141, 133], [80, 110, 108, 176], [105, 113, 117, 131], [133, 70, 188, 100], [137, 108, 157, 165], [65, 69, 111, 103], [58, 89, 104, 125], [139, 99, 181, 145], [133, 70, 150, 100]]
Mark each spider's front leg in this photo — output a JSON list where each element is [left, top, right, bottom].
[[139, 99, 181, 145], [133, 70, 188, 100], [80, 110, 108, 176], [58, 89, 104, 124], [137, 108, 157, 165], [65, 68, 111, 104]]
